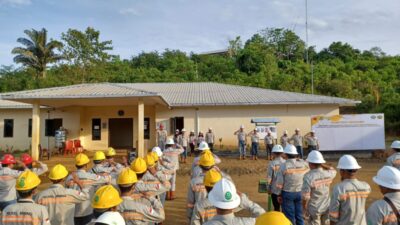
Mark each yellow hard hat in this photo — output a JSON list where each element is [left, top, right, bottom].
[[93, 151, 106, 161], [106, 147, 116, 157], [117, 168, 138, 185], [91, 185, 123, 209], [199, 151, 215, 167], [130, 157, 147, 174], [203, 168, 222, 187], [75, 153, 90, 166], [150, 151, 159, 162], [48, 164, 69, 180], [256, 212, 292, 225], [16, 170, 41, 191], [145, 154, 156, 168]]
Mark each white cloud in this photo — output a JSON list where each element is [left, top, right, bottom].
[[119, 8, 140, 16], [0, 0, 31, 6]]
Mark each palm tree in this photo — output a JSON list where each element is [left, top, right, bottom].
[[12, 28, 63, 79]]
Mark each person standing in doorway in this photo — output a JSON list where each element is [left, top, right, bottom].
[[248, 128, 260, 160], [305, 130, 319, 152], [205, 128, 215, 152], [264, 131, 274, 160], [157, 124, 168, 151], [174, 129, 180, 144], [280, 131, 290, 148], [234, 125, 247, 160], [189, 130, 197, 156], [290, 128, 304, 159]]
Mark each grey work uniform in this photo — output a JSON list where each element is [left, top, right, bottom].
[[205, 132, 215, 144], [157, 130, 168, 150], [118, 195, 165, 225], [367, 192, 400, 225], [187, 174, 208, 219], [2, 199, 50, 225], [386, 152, 400, 170], [306, 136, 319, 150], [275, 159, 309, 193], [329, 178, 371, 225], [191, 193, 265, 225], [163, 146, 184, 192], [65, 169, 110, 218], [0, 167, 24, 203], [31, 161, 48, 176], [291, 134, 303, 147], [302, 167, 337, 225], [280, 135, 290, 147], [35, 184, 90, 225], [203, 213, 256, 225], [267, 157, 285, 195]]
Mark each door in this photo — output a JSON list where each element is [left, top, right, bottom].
[[170, 117, 184, 133], [109, 118, 133, 149]]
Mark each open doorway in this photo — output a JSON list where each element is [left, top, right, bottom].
[[170, 117, 184, 133], [109, 118, 133, 149]]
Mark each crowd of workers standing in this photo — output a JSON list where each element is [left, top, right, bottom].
[[0, 123, 399, 225]]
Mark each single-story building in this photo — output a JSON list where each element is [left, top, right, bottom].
[[0, 82, 359, 159]]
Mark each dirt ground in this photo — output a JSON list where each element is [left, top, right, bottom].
[[35, 152, 386, 225]]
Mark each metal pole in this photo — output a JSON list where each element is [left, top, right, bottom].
[[305, 0, 309, 64], [311, 62, 314, 94]]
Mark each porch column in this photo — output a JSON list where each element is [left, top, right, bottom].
[[195, 108, 200, 135], [137, 99, 145, 157], [31, 102, 41, 160]]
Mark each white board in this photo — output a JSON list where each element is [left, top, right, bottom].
[[311, 114, 385, 151], [255, 125, 277, 140]]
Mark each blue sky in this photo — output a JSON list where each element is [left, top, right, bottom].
[[0, 0, 399, 66]]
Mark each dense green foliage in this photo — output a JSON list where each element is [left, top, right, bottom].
[[1, 27, 399, 133]]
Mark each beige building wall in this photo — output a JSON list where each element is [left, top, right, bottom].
[[156, 104, 339, 150], [0, 103, 339, 152]]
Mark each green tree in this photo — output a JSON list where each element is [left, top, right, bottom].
[[11, 28, 63, 79], [61, 27, 114, 66]]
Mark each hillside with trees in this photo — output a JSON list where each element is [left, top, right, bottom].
[[1, 27, 399, 133]]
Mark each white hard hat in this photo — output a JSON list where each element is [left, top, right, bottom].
[[284, 130, 288, 134], [391, 140, 400, 149], [151, 146, 163, 157], [176, 129, 179, 132], [181, 128, 186, 132], [208, 178, 241, 209], [166, 138, 175, 145], [95, 212, 126, 225], [295, 128, 300, 131], [240, 125, 244, 129], [197, 141, 210, 151], [311, 130, 316, 133], [306, 150, 326, 164], [272, 145, 284, 153], [337, 155, 361, 170], [209, 127, 213, 130], [284, 144, 298, 155], [373, 166, 400, 190]]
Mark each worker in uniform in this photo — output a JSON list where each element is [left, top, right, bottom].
[[264, 131, 274, 160], [290, 128, 304, 159], [130, 157, 169, 198], [234, 125, 247, 160], [91, 151, 114, 175], [104, 147, 126, 172], [89, 185, 124, 224], [205, 128, 215, 152], [280, 130, 290, 148], [174, 129, 180, 144], [248, 128, 260, 160], [35, 164, 90, 225], [0, 154, 27, 210], [191, 169, 264, 225], [367, 166, 400, 225], [266, 145, 285, 211], [255, 211, 292, 225], [162, 138, 184, 200], [386, 140, 400, 170], [329, 155, 371, 225], [157, 124, 168, 151], [203, 178, 256, 225], [20, 153, 48, 176], [304, 130, 319, 152], [187, 151, 216, 220], [143, 154, 171, 196], [179, 128, 189, 163], [117, 168, 165, 225], [65, 153, 111, 225], [1, 170, 50, 225], [189, 130, 197, 156], [151, 147, 174, 205], [275, 144, 309, 225], [192, 142, 221, 178], [302, 151, 337, 225]]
